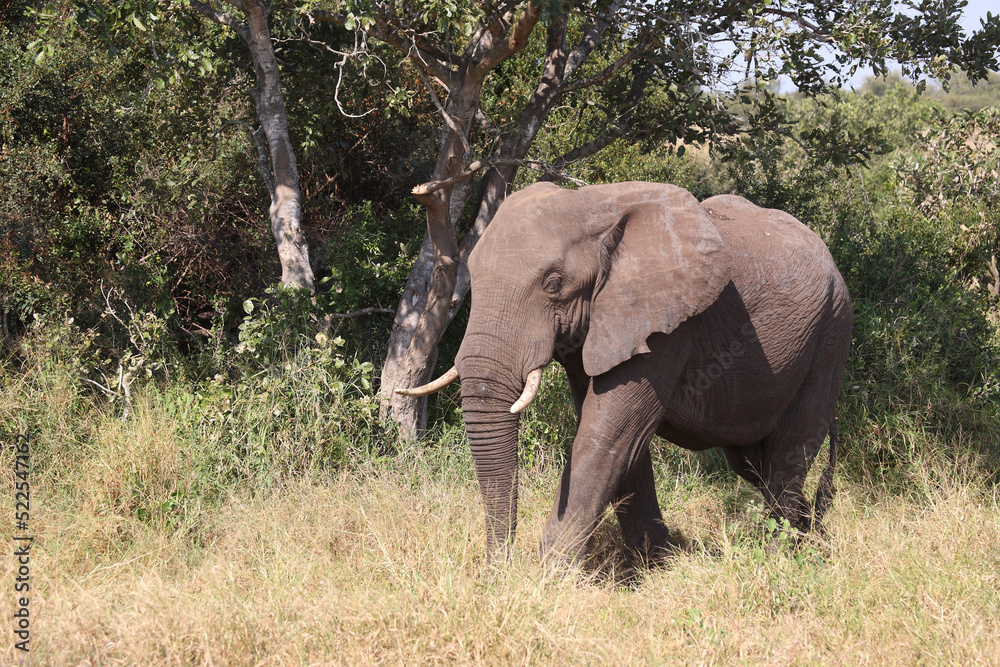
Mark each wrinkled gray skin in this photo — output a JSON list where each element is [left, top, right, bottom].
[[454, 181, 852, 564]]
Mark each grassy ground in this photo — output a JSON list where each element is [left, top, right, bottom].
[[2, 377, 999, 665]]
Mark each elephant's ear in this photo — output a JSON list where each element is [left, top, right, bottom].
[[582, 187, 732, 377]]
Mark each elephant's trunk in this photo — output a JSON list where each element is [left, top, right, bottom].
[[458, 356, 524, 560], [463, 401, 520, 559], [456, 289, 554, 559]]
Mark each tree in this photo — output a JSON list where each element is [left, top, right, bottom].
[[304, 0, 1000, 438]]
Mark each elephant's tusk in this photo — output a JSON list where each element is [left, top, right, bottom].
[[394, 366, 459, 397], [509, 368, 543, 414]]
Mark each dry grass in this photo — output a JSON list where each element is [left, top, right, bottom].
[[1, 389, 999, 665]]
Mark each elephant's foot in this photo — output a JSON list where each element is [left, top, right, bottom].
[[622, 521, 684, 568], [539, 521, 592, 569], [539, 530, 657, 587], [538, 514, 681, 571]]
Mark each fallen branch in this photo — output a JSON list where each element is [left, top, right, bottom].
[[81, 377, 121, 398], [324, 307, 395, 322]]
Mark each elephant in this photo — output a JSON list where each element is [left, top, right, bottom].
[[398, 181, 852, 565]]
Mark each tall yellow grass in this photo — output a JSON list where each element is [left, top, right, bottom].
[[1, 390, 999, 665]]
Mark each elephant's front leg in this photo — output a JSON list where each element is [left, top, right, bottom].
[[613, 446, 677, 565], [540, 378, 664, 565]]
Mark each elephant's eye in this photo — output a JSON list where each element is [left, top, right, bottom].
[[543, 274, 563, 295]]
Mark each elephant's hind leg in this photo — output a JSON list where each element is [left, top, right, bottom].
[[757, 374, 840, 533], [812, 417, 839, 528]]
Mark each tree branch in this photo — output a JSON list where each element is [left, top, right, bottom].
[[191, 1, 250, 43], [412, 160, 490, 196], [390, 21, 463, 68], [465, 2, 514, 62], [296, 30, 383, 118], [553, 131, 622, 168], [413, 157, 585, 197], [553, 58, 651, 169], [476, 109, 502, 141], [414, 66, 470, 154], [477, 2, 541, 72], [560, 36, 650, 94], [564, 0, 625, 80], [81, 376, 121, 399], [308, 8, 457, 87], [498, 158, 586, 186], [760, 7, 835, 44], [496, 12, 570, 162], [371, 14, 456, 87], [305, 8, 345, 27]]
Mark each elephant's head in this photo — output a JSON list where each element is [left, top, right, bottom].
[[405, 181, 732, 558]]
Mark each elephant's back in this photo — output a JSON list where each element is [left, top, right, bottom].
[[699, 194, 846, 310], [699, 195, 835, 272]]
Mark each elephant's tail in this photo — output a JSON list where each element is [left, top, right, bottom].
[[813, 417, 838, 526]]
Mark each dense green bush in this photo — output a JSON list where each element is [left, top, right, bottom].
[[0, 15, 260, 334], [0, 12, 433, 350], [191, 286, 390, 487], [8, 288, 393, 502]]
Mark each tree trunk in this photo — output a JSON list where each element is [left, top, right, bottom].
[[378, 80, 478, 436], [379, 181, 506, 437], [205, 0, 315, 290]]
